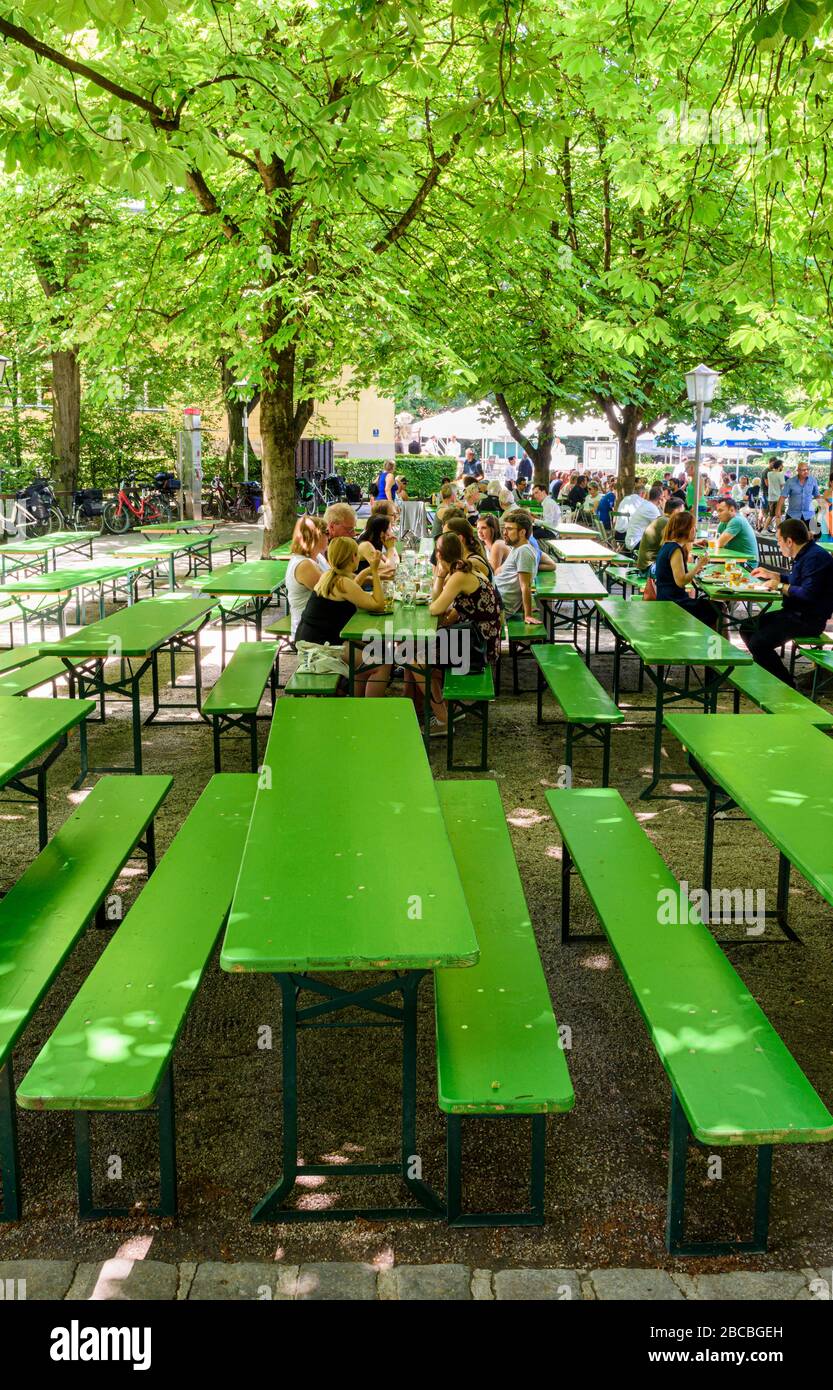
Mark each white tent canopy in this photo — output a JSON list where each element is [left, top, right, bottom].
[[652, 413, 826, 451], [416, 402, 515, 443]]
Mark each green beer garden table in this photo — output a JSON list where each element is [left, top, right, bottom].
[[534, 563, 608, 657], [551, 537, 617, 563], [596, 597, 752, 798], [120, 534, 216, 590], [0, 695, 95, 847], [0, 557, 158, 630], [340, 600, 438, 743], [37, 595, 214, 778], [664, 712, 833, 940], [0, 531, 98, 579], [221, 698, 479, 1221], [189, 558, 287, 638], [139, 519, 216, 536], [552, 522, 598, 538]]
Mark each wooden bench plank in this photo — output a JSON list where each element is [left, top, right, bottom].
[[0, 656, 69, 697], [729, 663, 833, 727], [17, 774, 257, 1112], [203, 642, 277, 715], [436, 780, 573, 1114], [442, 668, 495, 703], [547, 787, 833, 1146], [534, 644, 622, 724], [285, 670, 341, 696], [0, 775, 172, 1070]]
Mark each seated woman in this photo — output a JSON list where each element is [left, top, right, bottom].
[[295, 536, 385, 690], [396, 475, 410, 501], [654, 509, 724, 630], [478, 479, 504, 514], [477, 512, 509, 572], [357, 513, 398, 574], [404, 532, 502, 733], [285, 515, 329, 640], [443, 516, 493, 579]]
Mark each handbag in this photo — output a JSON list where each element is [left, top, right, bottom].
[[444, 621, 488, 674]]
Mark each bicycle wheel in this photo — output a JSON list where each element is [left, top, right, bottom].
[[46, 506, 65, 533], [26, 509, 51, 539], [103, 500, 131, 534]]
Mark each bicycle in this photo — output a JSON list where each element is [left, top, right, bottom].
[[102, 473, 173, 533], [202, 475, 231, 520], [0, 472, 65, 538], [295, 472, 344, 515]]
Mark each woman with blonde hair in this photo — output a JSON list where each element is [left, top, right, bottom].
[[295, 536, 385, 686], [285, 515, 329, 639]]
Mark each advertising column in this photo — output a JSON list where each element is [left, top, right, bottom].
[[179, 406, 203, 520]]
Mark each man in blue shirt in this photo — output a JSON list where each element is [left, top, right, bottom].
[[776, 462, 820, 528], [742, 519, 833, 685]]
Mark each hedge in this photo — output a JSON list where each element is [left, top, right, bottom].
[[336, 456, 456, 499]]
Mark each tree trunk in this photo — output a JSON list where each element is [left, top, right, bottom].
[[533, 399, 556, 488], [50, 348, 81, 498], [618, 432, 637, 497], [259, 380, 299, 553]]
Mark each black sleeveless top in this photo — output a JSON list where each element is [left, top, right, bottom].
[[295, 591, 355, 646]]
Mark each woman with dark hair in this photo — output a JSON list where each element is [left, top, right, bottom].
[[654, 509, 723, 629], [404, 531, 502, 733], [357, 513, 397, 572], [443, 515, 492, 579]]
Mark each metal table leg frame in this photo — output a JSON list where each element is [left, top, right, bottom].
[[446, 699, 489, 772], [446, 1112, 547, 1227], [666, 1090, 772, 1256], [4, 735, 69, 850], [74, 660, 151, 782], [0, 1061, 20, 1221], [144, 634, 207, 727], [74, 1066, 177, 1221], [251, 971, 445, 1223]]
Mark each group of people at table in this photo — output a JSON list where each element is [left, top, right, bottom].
[[282, 463, 833, 724]]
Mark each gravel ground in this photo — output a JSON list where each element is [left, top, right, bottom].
[[2, 525, 832, 1275]]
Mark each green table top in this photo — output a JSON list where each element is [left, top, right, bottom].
[[268, 541, 293, 559], [551, 538, 617, 562], [36, 594, 215, 660], [534, 563, 608, 599], [597, 597, 752, 667], [0, 532, 98, 556], [139, 520, 216, 534], [221, 699, 480, 972], [0, 695, 95, 785], [699, 579, 780, 603], [340, 600, 438, 642], [552, 522, 597, 538], [664, 713, 833, 905], [189, 558, 287, 596], [819, 540, 833, 553], [121, 535, 212, 557], [0, 559, 155, 595]]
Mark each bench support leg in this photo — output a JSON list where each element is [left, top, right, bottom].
[[212, 715, 222, 773], [666, 1090, 772, 1256], [446, 1113, 547, 1227], [0, 1062, 20, 1222], [74, 1066, 177, 1221]]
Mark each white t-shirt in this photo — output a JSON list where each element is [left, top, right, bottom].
[[542, 496, 561, 527], [495, 541, 536, 616], [615, 493, 641, 536], [625, 499, 661, 550], [504, 461, 517, 483], [286, 552, 329, 636], [765, 468, 783, 501]]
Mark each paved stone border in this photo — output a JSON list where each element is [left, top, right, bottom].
[[0, 1262, 827, 1301]]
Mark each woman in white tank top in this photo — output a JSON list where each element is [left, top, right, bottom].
[[285, 515, 329, 638]]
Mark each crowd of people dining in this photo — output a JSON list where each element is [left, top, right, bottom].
[[282, 452, 833, 717]]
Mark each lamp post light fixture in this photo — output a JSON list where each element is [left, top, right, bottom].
[[0, 355, 11, 397], [233, 379, 255, 482], [684, 364, 721, 518]]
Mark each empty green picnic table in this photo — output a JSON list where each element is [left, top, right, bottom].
[[596, 597, 752, 798], [551, 522, 598, 538], [0, 695, 94, 847], [550, 537, 617, 563], [340, 601, 439, 744], [0, 557, 157, 631], [665, 713, 833, 942], [37, 595, 214, 778], [138, 519, 216, 536], [221, 698, 479, 1222], [0, 531, 98, 579], [120, 534, 216, 590], [189, 558, 287, 639], [534, 563, 608, 658]]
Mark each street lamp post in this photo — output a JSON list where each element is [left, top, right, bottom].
[[684, 364, 720, 518], [0, 355, 11, 397], [233, 380, 254, 482]]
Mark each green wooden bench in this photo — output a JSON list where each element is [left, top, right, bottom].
[[534, 644, 623, 785], [728, 662, 833, 727], [443, 666, 495, 771], [0, 655, 70, 698], [284, 669, 342, 697], [264, 611, 294, 689], [436, 780, 573, 1225], [16, 773, 257, 1221], [788, 631, 832, 681], [0, 774, 171, 1221], [547, 786, 833, 1255], [504, 615, 549, 694], [203, 642, 277, 771], [805, 646, 833, 699], [0, 644, 42, 676]]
